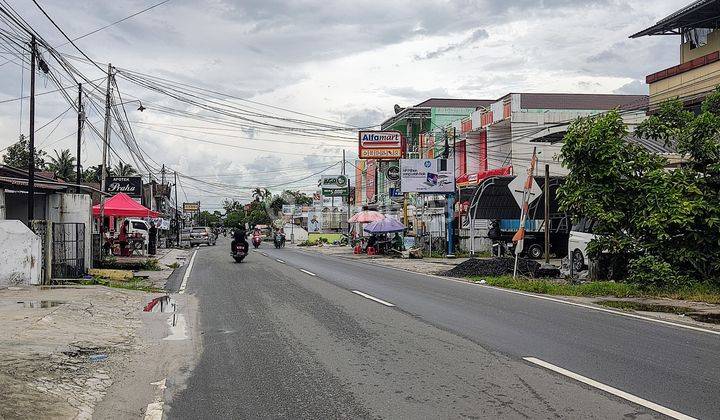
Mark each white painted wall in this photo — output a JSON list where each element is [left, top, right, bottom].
[[47, 193, 93, 270], [0, 188, 5, 219], [283, 223, 308, 242], [486, 122, 512, 170], [0, 220, 41, 287]]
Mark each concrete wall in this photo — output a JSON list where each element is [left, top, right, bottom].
[[649, 59, 720, 107], [0, 188, 5, 219], [47, 193, 93, 270], [486, 122, 512, 170], [0, 220, 41, 287], [681, 29, 720, 63]]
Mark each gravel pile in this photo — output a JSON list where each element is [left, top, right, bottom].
[[443, 257, 541, 278]]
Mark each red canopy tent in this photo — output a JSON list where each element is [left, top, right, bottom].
[[93, 193, 159, 218]]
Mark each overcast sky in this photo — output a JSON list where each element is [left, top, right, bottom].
[[0, 0, 689, 210]]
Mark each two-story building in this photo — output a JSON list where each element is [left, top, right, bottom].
[[631, 0, 720, 112]]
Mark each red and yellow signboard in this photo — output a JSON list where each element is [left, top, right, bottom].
[[358, 130, 403, 159]]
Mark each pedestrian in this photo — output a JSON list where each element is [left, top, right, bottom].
[[119, 219, 129, 257], [148, 221, 157, 255]]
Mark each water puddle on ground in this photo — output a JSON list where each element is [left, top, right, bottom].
[[143, 295, 176, 313], [0, 300, 66, 309], [164, 314, 188, 341], [597, 300, 720, 324]]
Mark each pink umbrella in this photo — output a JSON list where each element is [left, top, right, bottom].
[[348, 210, 385, 223]]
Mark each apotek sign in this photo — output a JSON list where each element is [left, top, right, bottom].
[[358, 130, 403, 159], [105, 176, 142, 197], [320, 174, 349, 197], [400, 159, 455, 193]]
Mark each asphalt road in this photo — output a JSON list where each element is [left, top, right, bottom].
[[166, 239, 719, 419]]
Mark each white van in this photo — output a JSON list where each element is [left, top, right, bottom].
[[126, 218, 150, 241], [568, 218, 597, 272]]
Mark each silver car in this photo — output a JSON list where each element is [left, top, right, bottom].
[[190, 227, 216, 246]]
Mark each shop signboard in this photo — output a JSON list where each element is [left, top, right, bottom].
[[281, 204, 296, 215], [307, 211, 322, 232], [358, 130, 403, 159], [320, 174, 349, 197], [105, 176, 142, 197], [400, 159, 455, 193], [386, 164, 400, 181], [183, 202, 200, 213]]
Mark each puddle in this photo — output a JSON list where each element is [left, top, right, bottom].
[[0, 300, 66, 309], [597, 300, 720, 324], [164, 313, 187, 341], [143, 295, 176, 313]]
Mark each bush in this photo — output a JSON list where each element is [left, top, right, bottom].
[[627, 255, 689, 288]]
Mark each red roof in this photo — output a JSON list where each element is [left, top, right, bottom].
[[93, 193, 159, 218]]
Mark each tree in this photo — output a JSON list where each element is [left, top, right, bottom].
[[224, 210, 246, 228], [46, 149, 76, 181], [2, 134, 47, 170], [558, 92, 720, 286], [252, 187, 270, 202], [269, 195, 288, 215], [83, 164, 113, 183], [113, 162, 138, 176], [198, 210, 221, 226], [222, 199, 243, 213], [284, 189, 313, 206]]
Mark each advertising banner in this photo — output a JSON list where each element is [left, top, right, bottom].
[[105, 176, 142, 197], [320, 174, 349, 197], [281, 204, 296, 215], [183, 202, 200, 213], [358, 130, 403, 159], [400, 159, 455, 193], [307, 211, 323, 232]]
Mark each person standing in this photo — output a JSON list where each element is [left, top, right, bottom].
[[118, 220, 129, 257], [148, 221, 158, 255]]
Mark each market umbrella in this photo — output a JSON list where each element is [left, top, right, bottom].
[[92, 193, 159, 218], [348, 210, 385, 223], [364, 218, 405, 234]]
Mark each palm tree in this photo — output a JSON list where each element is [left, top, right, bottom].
[[83, 164, 114, 183], [46, 149, 76, 180], [252, 187, 270, 202], [113, 162, 137, 176]]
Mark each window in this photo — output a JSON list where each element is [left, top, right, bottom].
[[684, 28, 713, 49], [132, 221, 147, 230]]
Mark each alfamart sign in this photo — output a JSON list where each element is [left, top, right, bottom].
[[358, 130, 403, 159]]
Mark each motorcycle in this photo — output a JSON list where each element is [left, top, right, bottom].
[[252, 235, 262, 249], [273, 233, 286, 249], [231, 242, 247, 263]]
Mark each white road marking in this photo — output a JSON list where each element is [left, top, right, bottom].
[[523, 357, 696, 420], [144, 379, 166, 420], [352, 290, 395, 307], [299, 269, 316, 276], [276, 258, 285, 263], [336, 258, 720, 336], [178, 250, 197, 294]]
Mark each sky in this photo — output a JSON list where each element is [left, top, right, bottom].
[[0, 0, 690, 211]]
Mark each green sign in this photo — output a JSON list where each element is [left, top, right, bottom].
[[320, 175, 349, 197]]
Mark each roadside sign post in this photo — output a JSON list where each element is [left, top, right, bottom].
[[510, 148, 538, 278]]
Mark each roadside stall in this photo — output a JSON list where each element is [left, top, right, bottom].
[[363, 218, 405, 255], [92, 193, 159, 257]]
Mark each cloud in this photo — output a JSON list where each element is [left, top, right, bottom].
[[614, 79, 648, 95], [385, 87, 451, 103], [416, 29, 489, 60]]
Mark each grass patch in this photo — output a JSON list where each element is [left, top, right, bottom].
[[166, 262, 180, 269], [595, 300, 694, 315], [96, 258, 161, 271], [80, 276, 161, 293], [471, 276, 720, 304]]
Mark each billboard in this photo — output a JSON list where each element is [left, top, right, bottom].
[[105, 176, 142, 197], [307, 211, 322, 232], [358, 130, 403, 159], [400, 159, 455, 193], [183, 202, 200, 213], [320, 175, 349, 197]]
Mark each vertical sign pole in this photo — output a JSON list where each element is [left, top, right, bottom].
[[27, 35, 36, 224], [544, 164, 550, 264]]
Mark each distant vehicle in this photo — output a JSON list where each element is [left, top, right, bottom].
[[126, 218, 150, 241], [190, 226, 216, 246], [568, 218, 597, 271], [273, 232, 285, 248], [489, 218, 569, 259], [231, 242, 247, 263]]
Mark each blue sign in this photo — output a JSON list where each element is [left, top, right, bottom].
[[389, 187, 403, 197]]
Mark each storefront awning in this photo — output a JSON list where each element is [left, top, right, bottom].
[[92, 193, 159, 218]]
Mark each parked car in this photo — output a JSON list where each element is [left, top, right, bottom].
[[190, 226, 216, 246], [568, 218, 597, 271], [126, 218, 150, 241]]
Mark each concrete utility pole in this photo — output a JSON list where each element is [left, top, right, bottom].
[[342, 149, 350, 234], [27, 35, 36, 224], [174, 170, 180, 246], [76, 83, 83, 193], [99, 63, 114, 230], [544, 164, 550, 264]]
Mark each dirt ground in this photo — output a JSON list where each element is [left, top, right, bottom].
[[0, 248, 197, 420]]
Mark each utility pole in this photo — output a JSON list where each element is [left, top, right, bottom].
[[174, 170, 180, 246], [342, 149, 350, 234], [99, 63, 114, 230], [445, 128, 456, 256], [544, 164, 551, 264], [27, 35, 36, 224], [76, 83, 83, 193]]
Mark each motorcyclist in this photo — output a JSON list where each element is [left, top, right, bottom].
[[231, 226, 248, 254], [274, 228, 286, 247]]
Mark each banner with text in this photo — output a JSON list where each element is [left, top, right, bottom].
[[400, 159, 455, 193]]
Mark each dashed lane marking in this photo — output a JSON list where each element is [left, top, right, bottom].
[[276, 258, 285, 263], [299, 269, 316, 276], [523, 357, 696, 420], [352, 290, 395, 307]]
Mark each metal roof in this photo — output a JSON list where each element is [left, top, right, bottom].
[[413, 98, 494, 108], [0, 176, 68, 191], [520, 93, 648, 111], [630, 0, 720, 38]]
